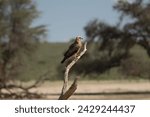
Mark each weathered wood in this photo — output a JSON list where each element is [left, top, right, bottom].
[[59, 42, 87, 100]]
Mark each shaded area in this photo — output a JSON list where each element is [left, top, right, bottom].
[[43, 91, 150, 100], [44, 91, 150, 96]]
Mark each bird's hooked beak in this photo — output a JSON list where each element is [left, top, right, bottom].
[[77, 36, 83, 40], [80, 37, 83, 40]]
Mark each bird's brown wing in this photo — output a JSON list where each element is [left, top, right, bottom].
[[64, 44, 79, 58]]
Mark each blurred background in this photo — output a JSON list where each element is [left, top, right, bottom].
[[0, 0, 150, 99]]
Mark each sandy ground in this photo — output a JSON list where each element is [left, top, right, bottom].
[[29, 80, 150, 100]]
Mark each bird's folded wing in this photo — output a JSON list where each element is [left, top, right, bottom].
[[64, 44, 79, 58]]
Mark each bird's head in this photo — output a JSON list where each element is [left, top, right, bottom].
[[75, 36, 83, 43]]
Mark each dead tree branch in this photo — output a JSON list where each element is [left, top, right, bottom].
[[59, 42, 87, 100], [0, 71, 49, 99]]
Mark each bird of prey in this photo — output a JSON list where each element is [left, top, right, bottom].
[[61, 36, 83, 63]]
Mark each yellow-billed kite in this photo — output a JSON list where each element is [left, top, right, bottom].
[[61, 36, 83, 63]]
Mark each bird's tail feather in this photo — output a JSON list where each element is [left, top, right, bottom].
[[61, 58, 65, 63]]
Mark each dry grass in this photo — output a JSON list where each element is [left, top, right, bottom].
[[27, 80, 150, 100]]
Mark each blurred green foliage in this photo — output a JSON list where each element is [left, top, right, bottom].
[[17, 42, 67, 81], [0, 0, 46, 82], [17, 42, 150, 81]]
